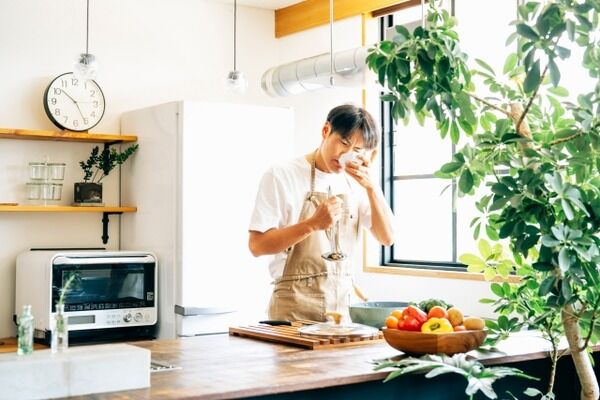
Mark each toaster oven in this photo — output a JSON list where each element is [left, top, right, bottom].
[[15, 250, 157, 344]]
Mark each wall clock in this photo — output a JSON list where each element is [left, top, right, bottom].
[[43, 72, 105, 132]]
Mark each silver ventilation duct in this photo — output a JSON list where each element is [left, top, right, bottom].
[[261, 46, 368, 97]]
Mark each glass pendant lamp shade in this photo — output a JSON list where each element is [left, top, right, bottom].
[[224, 0, 247, 94], [225, 70, 248, 94], [73, 53, 98, 80], [73, 0, 98, 80]]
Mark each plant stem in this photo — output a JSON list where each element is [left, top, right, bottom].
[[561, 303, 600, 400], [578, 296, 600, 352], [467, 92, 511, 117], [516, 64, 549, 135], [547, 336, 558, 394], [549, 131, 585, 146]]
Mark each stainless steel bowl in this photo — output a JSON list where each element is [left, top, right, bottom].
[[349, 301, 409, 328]]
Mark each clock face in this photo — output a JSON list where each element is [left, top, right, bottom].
[[43, 72, 106, 132]]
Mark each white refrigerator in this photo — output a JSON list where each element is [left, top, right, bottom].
[[120, 101, 294, 339]]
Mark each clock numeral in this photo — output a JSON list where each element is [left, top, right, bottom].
[[51, 98, 57, 105], [63, 116, 69, 124], [93, 101, 99, 108], [53, 88, 61, 95], [91, 111, 96, 118], [61, 80, 67, 88], [71, 78, 79, 86], [90, 90, 95, 97], [54, 108, 61, 116], [73, 120, 79, 128], [83, 118, 89, 125]]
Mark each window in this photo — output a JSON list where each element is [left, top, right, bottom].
[[380, 0, 595, 270], [380, 1, 518, 270]]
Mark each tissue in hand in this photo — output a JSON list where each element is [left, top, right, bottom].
[[339, 151, 359, 167]]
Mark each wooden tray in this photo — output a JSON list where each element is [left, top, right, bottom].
[[229, 321, 384, 350]]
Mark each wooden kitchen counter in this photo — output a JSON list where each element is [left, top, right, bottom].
[[63, 331, 599, 400]]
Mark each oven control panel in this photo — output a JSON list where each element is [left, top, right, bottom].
[[62, 308, 157, 331]]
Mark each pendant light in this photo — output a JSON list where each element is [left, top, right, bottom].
[[328, 0, 335, 87], [73, 0, 98, 80], [225, 0, 247, 94]]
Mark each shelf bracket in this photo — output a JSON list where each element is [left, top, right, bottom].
[[101, 211, 123, 244]]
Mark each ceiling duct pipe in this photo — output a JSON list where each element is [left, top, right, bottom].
[[261, 46, 368, 97]]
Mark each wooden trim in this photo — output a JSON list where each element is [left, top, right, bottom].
[[363, 264, 522, 283], [0, 205, 137, 213], [0, 128, 137, 143], [275, 0, 415, 38], [371, 0, 421, 18]]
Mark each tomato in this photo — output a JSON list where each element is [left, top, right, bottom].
[[391, 309, 403, 320], [427, 305, 448, 319], [385, 316, 399, 329]]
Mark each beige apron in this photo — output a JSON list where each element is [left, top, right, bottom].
[[268, 153, 360, 322]]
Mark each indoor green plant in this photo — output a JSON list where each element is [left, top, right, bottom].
[[75, 144, 139, 205], [367, 1, 599, 398]]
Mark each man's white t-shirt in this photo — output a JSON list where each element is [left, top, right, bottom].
[[249, 156, 374, 280]]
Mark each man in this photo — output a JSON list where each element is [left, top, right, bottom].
[[248, 104, 394, 322]]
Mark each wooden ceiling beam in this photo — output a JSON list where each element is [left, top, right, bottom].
[[275, 0, 416, 38]]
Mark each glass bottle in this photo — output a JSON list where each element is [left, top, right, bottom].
[[51, 303, 69, 353], [17, 304, 34, 355]]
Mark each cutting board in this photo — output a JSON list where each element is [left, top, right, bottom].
[[229, 321, 383, 350]]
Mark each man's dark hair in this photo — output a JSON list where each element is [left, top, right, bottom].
[[326, 104, 379, 150]]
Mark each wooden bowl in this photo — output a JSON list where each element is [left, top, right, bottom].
[[382, 328, 487, 355]]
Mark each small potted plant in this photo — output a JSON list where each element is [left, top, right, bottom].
[[74, 144, 139, 205]]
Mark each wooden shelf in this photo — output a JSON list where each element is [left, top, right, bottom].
[[0, 128, 137, 143], [0, 205, 136, 213]]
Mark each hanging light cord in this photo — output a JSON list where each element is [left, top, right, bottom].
[[421, 0, 425, 28], [329, 0, 334, 86], [85, 0, 90, 54], [233, 0, 237, 71]]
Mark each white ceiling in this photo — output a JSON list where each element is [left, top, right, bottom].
[[212, 0, 303, 10]]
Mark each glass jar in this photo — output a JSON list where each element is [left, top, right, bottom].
[[51, 183, 63, 201], [28, 162, 48, 180], [26, 183, 42, 200], [48, 163, 66, 181], [51, 303, 69, 353], [41, 183, 53, 200]]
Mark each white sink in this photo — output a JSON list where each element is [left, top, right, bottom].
[[0, 343, 150, 400]]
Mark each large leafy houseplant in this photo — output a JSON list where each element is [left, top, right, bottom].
[[367, 1, 600, 398]]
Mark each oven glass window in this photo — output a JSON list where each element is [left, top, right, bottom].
[[52, 262, 155, 312]]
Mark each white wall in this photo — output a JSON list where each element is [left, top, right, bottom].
[[0, 0, 496, 338], [0, 0, 280, 338]]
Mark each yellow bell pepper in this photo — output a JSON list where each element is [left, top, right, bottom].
[[421, 317, 454, 333]]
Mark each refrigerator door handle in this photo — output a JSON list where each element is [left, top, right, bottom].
[[174, 305, 237, 316]]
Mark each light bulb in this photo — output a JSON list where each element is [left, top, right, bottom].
[[225, 70, 248, 94], [73, 53, 99, 80]]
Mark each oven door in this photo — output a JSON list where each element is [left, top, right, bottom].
[[51, 253, 156, 329]]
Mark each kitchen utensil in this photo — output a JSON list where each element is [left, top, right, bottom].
[[297, 321, 379, 338], [229, 321, 383, 349], [259, 320, 292, 326], [349, 301, 409, 328], [321, 186, 346, 261], [352, 282, 369, 302], [382, 328, 487, 355]]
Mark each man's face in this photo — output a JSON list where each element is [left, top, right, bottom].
[[319, 122, 365, 173]]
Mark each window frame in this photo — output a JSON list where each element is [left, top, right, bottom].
[[378, 10, 466, 272]]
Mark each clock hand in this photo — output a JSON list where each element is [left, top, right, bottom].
[[62, 90, 86, 121], [61, 90, 78, 104]]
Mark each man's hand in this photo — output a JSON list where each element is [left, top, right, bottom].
[[307, 196, 343, 231], [344, 149, 377, 191]]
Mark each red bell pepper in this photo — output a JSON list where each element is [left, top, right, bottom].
[[397, 305, 428, 331]]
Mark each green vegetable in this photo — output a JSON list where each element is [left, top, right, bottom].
[[414, 298, 454, 313]]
